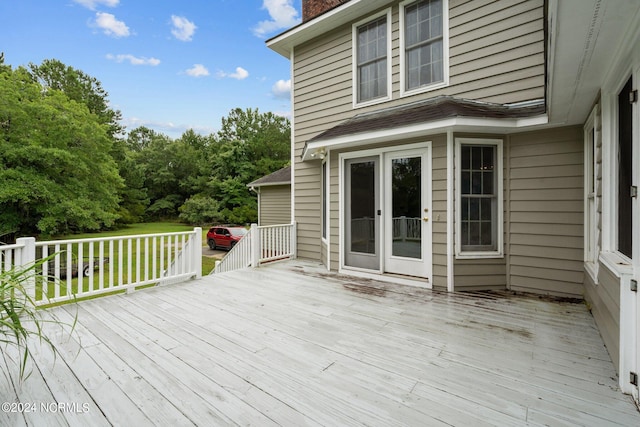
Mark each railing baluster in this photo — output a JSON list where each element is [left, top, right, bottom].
[[127, 239, 133, 286], [109, 240, 114, 288], [136, 238, 141, 284], [88, 240, 94, 292], [118, 239, 124, 286], [144, 237, 149, 282], [99, 241, 104, 291]]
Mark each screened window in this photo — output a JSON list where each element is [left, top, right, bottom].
[[404, 0, 444, 91], [457, 141, 502, 255], [618, 77, 633, 258], [356, 16, 388, 103]]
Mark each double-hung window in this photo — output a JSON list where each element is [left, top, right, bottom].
[[401, 0, 448, 95], [354, 11, 391, 105], [456, 139, 503, 257]]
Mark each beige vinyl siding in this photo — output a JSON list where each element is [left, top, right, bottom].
[[294, 160, 322, 260], [258, 186, 291, 226], [508, 127, 584, 297], [585, 265, 620, 371], [329, 151, 340, 271], [449, 0, 545, 103], [454, 259, 507, 290], [431, 137, 448, 289]]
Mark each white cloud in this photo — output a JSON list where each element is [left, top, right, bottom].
[[185, 64, 210, 77], [94, 12, 130, 38], [171, 15, 197, 41], [73, 0, 119, 10], [253, 0, 301, 38], [272, 79, 291, 99], [106, 54, 160, 66], [217, 67, 249, 80]]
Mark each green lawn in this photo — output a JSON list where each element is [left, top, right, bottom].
[[37, 222, 218, 306]]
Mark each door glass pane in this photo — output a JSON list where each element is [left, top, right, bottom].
[[391, 157, 421, 258], [350, 161, 376, 254]]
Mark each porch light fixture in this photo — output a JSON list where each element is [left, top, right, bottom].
[[311, 147, 326, 160]]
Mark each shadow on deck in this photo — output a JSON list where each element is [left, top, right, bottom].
[[1, 260, 638, 426]]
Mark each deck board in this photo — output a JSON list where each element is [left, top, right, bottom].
[[1, 259, 638, 426]]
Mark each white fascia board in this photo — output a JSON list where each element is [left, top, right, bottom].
[[267, 0, 391, 58], [249, 181, 291, 188], [301, 114, 549, 161]]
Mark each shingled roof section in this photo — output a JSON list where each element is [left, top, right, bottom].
[[248, 166, 291, 188], [308, 96, 547, 143]]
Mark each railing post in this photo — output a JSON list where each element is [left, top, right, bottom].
[[250, 223, 260, 268], [194, 227, 202, 279], [290, 221, 297, 260], [16, 237, 36, 296]]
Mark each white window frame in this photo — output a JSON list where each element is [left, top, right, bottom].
[[321, 159, 328, 242], [584, 105, 601, 281], [352, 8, 392, 108], [455, 138, 504, 259], [399, 0, 450, 98]]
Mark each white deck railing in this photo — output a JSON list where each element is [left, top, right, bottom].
[[212, 223, 296, 275], [0, 228, 202, 306]]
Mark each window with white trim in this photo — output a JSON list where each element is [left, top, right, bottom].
[[584, 106, 601, 268], [401, 0, 448, 95], [456, 139, 503, 256], [354, 11, 391, 105]]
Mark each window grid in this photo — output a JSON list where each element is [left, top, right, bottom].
[[405, 0, 444, 90], [460, 145, 496, 250], [357, 16, 387, 103]]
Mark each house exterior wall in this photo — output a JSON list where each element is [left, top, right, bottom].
[[292, 0, 546, 261], [258, 185, 292, 226], [586, 262, 621, 372], [449, 127, 584, 295], [507, 126, 585, 297]]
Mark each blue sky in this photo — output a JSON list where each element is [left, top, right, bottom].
[[0, 0, 300, 138]]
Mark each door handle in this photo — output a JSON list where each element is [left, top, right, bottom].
[[423, 217, 429, 222]]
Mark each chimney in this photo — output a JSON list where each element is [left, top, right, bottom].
[[302, 0, 351, 22]]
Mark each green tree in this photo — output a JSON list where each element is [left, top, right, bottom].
[[29, 59, 123, 138], [0, 64, 122, 235], [201, 108, 290, 224]]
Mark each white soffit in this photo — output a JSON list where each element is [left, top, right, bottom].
[[548, 0, 640, 125]]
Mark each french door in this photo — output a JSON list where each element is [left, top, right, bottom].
[[384, 149, 430, 278], [343, 147, 431, 280], [344, 157, 380, 270]]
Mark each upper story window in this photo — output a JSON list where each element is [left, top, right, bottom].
[[353, 10, 391, 106], [401, 0, 449, 96]]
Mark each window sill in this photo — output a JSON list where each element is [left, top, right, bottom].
[[455, 251, 504, 260], [353, 95, 391, 110], [599, 251, 633, 278], [400, 80, 449, 98]]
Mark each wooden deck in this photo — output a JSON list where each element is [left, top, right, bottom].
[[2, 260, 639, 426]]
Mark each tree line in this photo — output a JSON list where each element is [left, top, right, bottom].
[[0, 56, 290, 237]]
